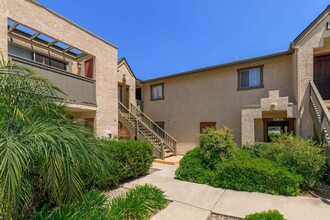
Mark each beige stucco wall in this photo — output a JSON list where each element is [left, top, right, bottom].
[[141, 55, 294, 154], [294, 14, 330, 138], [117, 61, 136, 108], [0, 0, 118, 137]]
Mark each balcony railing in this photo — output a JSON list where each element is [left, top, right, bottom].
[[8, 54, 96, 106]]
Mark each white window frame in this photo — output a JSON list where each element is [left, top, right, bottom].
[[150, 83, 164, 101], [237, 65, 264, 90]]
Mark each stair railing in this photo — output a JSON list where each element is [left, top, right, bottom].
[[118, 101, 165, 158], [310, 81, 330, 166], [130, 103, 177, 154]]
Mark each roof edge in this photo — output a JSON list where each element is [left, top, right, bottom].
[[118, 57, 136, 78], [291, 5, 330, 46], [141, 50, 291, 83], [27, 0, 118, 49]]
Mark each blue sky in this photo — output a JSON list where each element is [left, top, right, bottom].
[[37, 0, 329, 80]]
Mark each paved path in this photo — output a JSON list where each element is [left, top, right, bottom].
[[124, 163, 330, 220]]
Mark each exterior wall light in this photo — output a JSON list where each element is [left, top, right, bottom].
[[77, 63, 82, 69], [327, 21, 330, 30], [270, 103, 277, 111]]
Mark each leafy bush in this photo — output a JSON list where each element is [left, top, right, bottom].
[[175, 148, 213, 184], [212, 158, 302, 196], [244, 135, 326, 189], [97, 140, 154, 187], [199, 127, 237, 168], [243, 210, 286, 220], [33, 184, 167, 220]]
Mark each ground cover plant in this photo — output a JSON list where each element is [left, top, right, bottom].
[[176, 127, 327, 196], [32, 184, 168, 220]]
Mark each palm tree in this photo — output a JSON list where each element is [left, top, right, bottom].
[[0, 58, 106, 218]]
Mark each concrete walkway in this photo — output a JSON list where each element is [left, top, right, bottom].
[[124, 163, 330, 220]]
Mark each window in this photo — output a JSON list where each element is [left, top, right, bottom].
[[150, 83, 164, 100], [200, 122, 216, 133], [35, 53, 67, 71], [237, 65, 264, 90], [8, 44, 33, 60]]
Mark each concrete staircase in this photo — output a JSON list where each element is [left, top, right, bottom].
[[118, 101, 177, 159]]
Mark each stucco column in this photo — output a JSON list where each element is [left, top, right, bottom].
[[296, 44, 314, 137], [241, 108, 262, 144], [0, 3, 8, 58], [94, 55, 118, 138]]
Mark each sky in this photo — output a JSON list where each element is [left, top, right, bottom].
[[37, 0, 330, 80]]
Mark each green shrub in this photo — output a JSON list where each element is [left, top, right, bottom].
[[199, 127, 237, 168], [175, 148, 213, 184], [244, 135, 326, 189], [97, 140, 154, 187], [32, 184, 167, 220], [108, 184, 167, 219], [243, 210, 286, 220], [212, 158, 302, 196]]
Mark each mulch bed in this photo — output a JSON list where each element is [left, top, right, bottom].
[[300, 182, 330, 200], [104, 187, 129, 200]]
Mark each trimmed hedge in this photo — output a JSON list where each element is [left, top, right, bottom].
[[175, 148, 212, 184], [212, 158, 302, 196], [97, 140, 154, 187], [243, 210, 286, 220]]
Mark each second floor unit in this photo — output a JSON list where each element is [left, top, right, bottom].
[[0, 0, 120, 137]]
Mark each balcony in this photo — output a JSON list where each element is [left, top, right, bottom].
[[9, 54, 96, 106]]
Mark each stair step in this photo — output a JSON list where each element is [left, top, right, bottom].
[[165, 152, 174, 158]]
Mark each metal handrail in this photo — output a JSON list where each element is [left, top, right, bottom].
[[130, 103, 177, 153]]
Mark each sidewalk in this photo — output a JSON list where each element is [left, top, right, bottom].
[[124, 163, 330, 220]]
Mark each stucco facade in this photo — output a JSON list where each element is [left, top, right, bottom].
[[117, 59, 137, 109], [138, 6, 330, 154], [1, 0, 119, 137], [141, 55, 294, 154]]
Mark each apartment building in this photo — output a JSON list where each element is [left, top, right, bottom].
[[135, 5, 330, 160], [2, 1, 330, 162]]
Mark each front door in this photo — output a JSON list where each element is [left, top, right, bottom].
[[118, 85, 123, 103], [263, 118, 295, 142], [314, 55, 330, 99]]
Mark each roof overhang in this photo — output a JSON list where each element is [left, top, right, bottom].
[[118, 57, 136, 78], [290, 5, 330, 48], [8, 19, 89, 59]]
